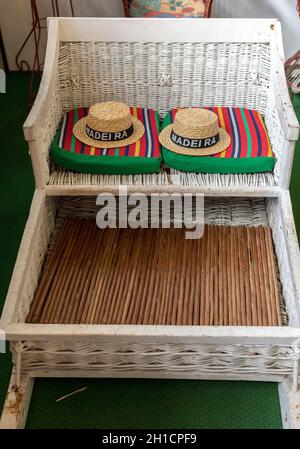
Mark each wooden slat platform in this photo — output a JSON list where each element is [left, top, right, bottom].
[[27, 218, 283, 326]]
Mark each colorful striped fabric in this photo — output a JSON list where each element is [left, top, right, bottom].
[[162, 107, 276, 174], [58, 107, 161, 158], [169, 107, 274, 159]]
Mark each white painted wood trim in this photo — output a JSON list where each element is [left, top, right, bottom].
[[55, 17, 277, 44], [4, 323, 300, 345], [27, 141, 47, 189], [278, 139, 297, 190], [25, 370, 284, 384], [279, 381, 300, 429], [45, 185, 280, 197], [0, 372, 34, 430], [0, 190, 46, 329]]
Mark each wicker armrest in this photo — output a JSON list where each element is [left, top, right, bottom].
[[23, 20, 62, 186], [273, 66, 299, 142], [23, 78, 62, 143], [23, 21, 61, 143], [265, 33, 300, 188], [269, 22, 299, 142]]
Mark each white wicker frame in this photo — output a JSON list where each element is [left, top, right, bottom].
[[1, 192, 300, 428], [24, 18, 299, 195], [1, 18, 300, 429], [0, 192, 300, 392]]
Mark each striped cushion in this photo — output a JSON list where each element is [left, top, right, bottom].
[[162, 107, 276, 174], [51, 107, 161, 175]]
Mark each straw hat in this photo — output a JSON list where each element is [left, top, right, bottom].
[[73, 101, 145, 148], [159, 108, 231, 156]]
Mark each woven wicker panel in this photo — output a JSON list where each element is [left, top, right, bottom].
[[12, 340, 295, 379], [58, 42, 271, 119], [48, 167, 277, 188], [27, 218, 284, 327], [54, 196, 269, 227]]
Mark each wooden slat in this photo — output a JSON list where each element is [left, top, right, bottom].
[[27, 219, 284, 327]]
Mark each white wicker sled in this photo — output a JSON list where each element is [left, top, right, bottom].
[[1, 18, 300, 429]]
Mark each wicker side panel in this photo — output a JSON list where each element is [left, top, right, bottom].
[[267, 199, 299, 327], [14, 199, 58, 324], [11, 341, 294, 378], [58, 42, 271, 117], [265, 88, 286, 185], [37, 71, 63, 181]]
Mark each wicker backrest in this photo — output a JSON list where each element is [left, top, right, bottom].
[[58, 40, 271, 119]]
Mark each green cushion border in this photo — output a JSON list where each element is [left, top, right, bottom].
[[162, 148, 276, 174], [51, 114, 161, 175], [161, 111, 276, 175]]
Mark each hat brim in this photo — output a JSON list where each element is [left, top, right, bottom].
[[159, 125, 231, 156], [73, 116, 145, 149]]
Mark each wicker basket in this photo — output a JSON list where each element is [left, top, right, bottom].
[[1, 18, 300, 429]]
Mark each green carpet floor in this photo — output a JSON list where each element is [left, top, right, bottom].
[[1, 72, 299, 429]]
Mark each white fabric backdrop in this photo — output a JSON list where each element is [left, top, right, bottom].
[[0, 0, 299, 69], [212, 0, 300, 58], [64, 0, 300, 57]]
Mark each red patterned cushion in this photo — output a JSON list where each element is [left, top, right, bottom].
[[129, 0, 208, 18]]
